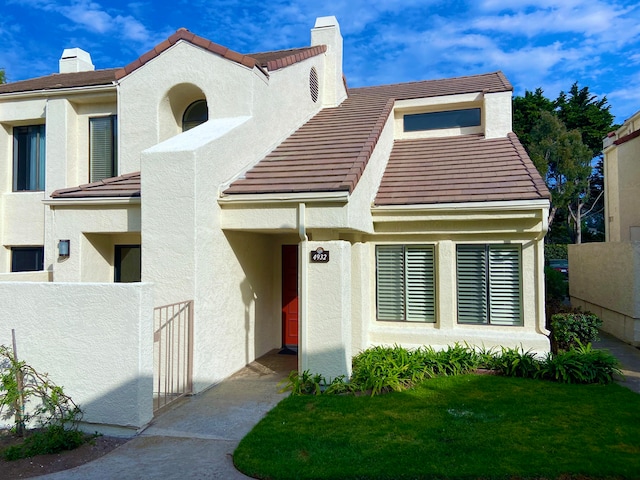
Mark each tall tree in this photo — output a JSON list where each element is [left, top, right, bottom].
[[513, 84, 616, 243], [527, 111, 592, 241], [513, 88, 555, 151], [0, 68, 5, 84], [555, 82, 615, 156]]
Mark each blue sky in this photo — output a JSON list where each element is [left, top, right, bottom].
[[1, 0, 639, 123]]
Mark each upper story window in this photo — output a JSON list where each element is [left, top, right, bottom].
[[182, 100, 208, 131], [404, 108, 481, 132], [90, 116, 117, 182], [13, 125, 45, 191]]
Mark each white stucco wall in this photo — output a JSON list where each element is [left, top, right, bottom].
[[46, 203, 141, 281], [303, 240, 352, 378], [0, 282, 154, 435], [569, 242, 640, 345]]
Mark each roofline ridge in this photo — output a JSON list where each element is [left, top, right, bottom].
[[115, 29, 264, 81], [349, 70, 510, 93]]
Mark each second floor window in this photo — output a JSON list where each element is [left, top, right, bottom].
[[13, 125, 45, 191], [404, 108, 481, 132], [182, 100, 208, 131], [90, 116, 117, 182]]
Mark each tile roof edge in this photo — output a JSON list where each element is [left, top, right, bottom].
[[114, 29, 262, 80], [613, 128, 640, 146], [264, 45, 327, 71], [349, 70, 512, 93], [50, 171, 141, 198], [340, 98, 395, 193], [507, 133, 551, 200]]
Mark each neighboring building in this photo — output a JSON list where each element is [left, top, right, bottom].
[[0, 17, 550, 433], [570, 111, 640, 346]]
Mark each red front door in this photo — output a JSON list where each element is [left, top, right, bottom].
[[281, 245, 299, 347]]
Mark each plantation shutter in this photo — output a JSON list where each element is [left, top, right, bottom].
[[456, 245, 488, 324], [376, 246, 405, 321], [488, 246, 522, 326], [90, 116, 116, 182], [406, 247, 435, 322]]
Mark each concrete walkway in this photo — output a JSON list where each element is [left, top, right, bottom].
[[594, 331, 640, 394], [37, 335, 640, 479], [38, 351, 297, 479]]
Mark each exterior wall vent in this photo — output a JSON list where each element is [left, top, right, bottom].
[[309, 67, 319, 103]]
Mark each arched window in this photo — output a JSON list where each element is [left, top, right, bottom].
[[182, 100, 208, 131]]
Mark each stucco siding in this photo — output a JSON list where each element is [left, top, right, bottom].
[[569, 242, 640, 345], [0, 282, 154, 435]]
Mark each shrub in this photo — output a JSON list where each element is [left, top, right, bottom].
[[545, 266, 568, 302], [538, 343, 622, 384], [545, 244, 568, 262], [491, 346, 540, 378], [2, 425, 87, 460], [550, 312, 602, 353]]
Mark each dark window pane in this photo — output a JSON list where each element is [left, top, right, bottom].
[[404, 108, 481, 132], [90, 116, 117, 182], [13, 125, 46, 191], [115, 245, 141, 283], [11, 247, 44, 272], [182, 100, 208, 131]]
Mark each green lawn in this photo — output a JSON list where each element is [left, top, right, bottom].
[[234, 375, 640, 479]]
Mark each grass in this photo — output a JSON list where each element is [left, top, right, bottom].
[[234, 375, 640, 479]]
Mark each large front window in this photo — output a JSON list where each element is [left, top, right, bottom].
[[13, 125, 45, 191], [456, 244, 522, 326], [90, 116, 117, 182], [376, 245, 436, 322]]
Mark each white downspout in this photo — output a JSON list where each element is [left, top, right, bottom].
[[298, 203, 309, 372], [535, 207, 550, 337]]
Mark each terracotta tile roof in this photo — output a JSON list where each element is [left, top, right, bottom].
[[115, 28, 262, 80], [0, 69, 119, 94], [0, 31, 326, 95], [51, 172, 141, 199], [247, 46, 327, 71], [224, 71, 518, 198], [374, 133, 550, 205]]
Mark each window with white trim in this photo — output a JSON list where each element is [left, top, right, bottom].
[[456, 244, 522, 326], [13, 125, 45, 191], [376, 245, 435, 322], [89, 116, 117, 182]]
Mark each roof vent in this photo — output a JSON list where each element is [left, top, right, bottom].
[[309, 67, 319, 103], [59, 48, 95, 73]]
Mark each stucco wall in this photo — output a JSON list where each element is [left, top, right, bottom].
[[0, 282, 154, 435], [303, 240, 352, 378], [569, 242, 640, 344], [47, 204, 141, 281]]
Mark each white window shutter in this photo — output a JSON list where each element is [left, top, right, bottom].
[[488, 246, 522, 326], [376, 246, 405, 321], [406, 247, 435, 322], [456, 246, 488, 324]]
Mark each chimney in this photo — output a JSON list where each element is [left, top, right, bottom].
[[59, 48, 95, 73], [311, 16, 347, 107]]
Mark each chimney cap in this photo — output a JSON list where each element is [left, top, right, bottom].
[[59, 48, 95, 73]]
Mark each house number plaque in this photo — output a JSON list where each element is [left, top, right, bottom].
[[310, 247, 329, 263]]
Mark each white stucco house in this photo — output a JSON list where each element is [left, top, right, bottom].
[[570, 110, 640, 346], [0, 17, 550, 434]]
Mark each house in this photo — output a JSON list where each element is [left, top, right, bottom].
[[569, 110, 640, 346], [0, 17, 550, 434]]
